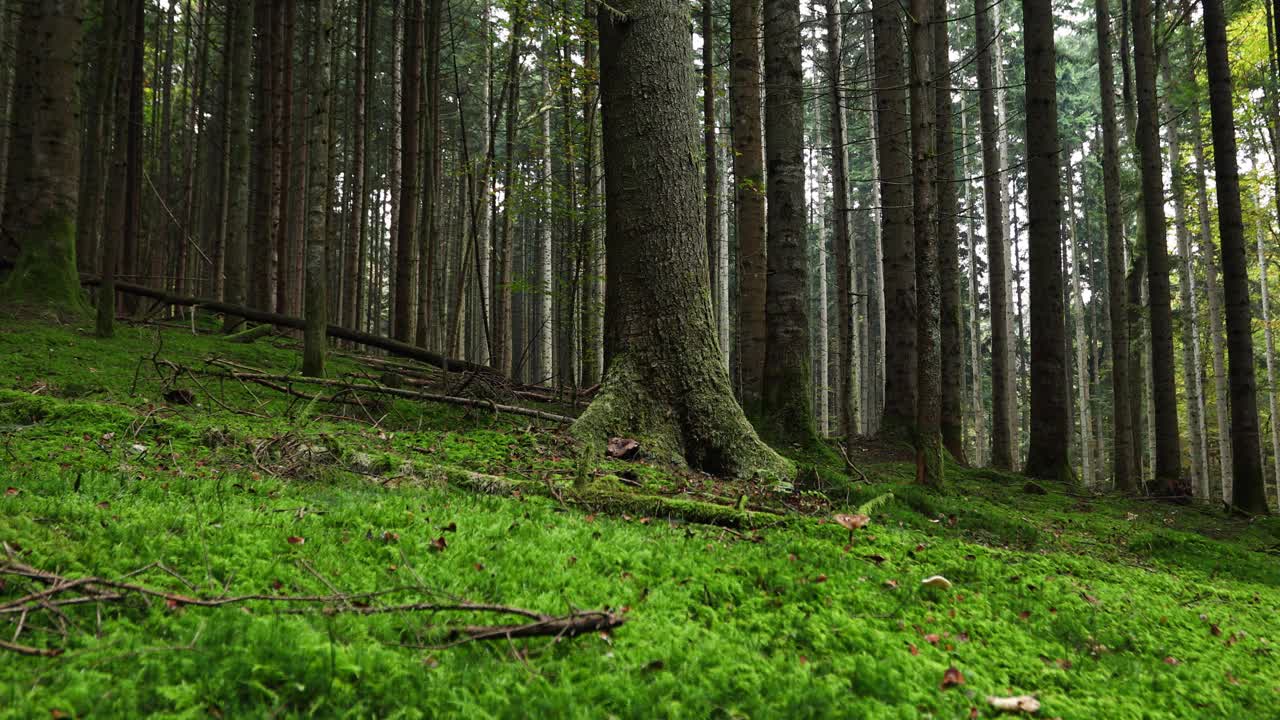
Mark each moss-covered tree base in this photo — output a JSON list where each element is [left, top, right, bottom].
[[1, 212, 86, 315], [571, 353, 793, 482]]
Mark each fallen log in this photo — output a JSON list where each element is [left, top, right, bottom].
[[83, 277, 500, 379]]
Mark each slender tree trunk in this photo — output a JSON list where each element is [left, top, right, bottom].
[[272, 0, 295, 315], [494, 15, 524, 377], [577, 0, 791, 480], [1203, 0, 1267, 513], [1161, 58, 1209, 498], [863, 12, 885, 433], [537, 42, 554, 385], [974, 0, 1013, 468], [392, 0, 423, 343], [1256, 213, 1280, 506], [961, 111, 986, 466], [704, 0, 719, 316], [934, 0, 963, 464], [0, 0, 16, 234], [341, 0, 368, 337], [874, 0, 916, 435], [1094, 0, 1136, 490], [247, 0, 276, 311], [580, 0, 602, 385], [1191, 102, 1232, 502], [1021, 0, 1071, 481], [825, 0, 855, 446], [1132, 0, 1182, 494], [302, 0, 333, 377], [98, 0, 143, 335], [1065, 156, 1093, 486], [730, 0, 767, 409], [76, 0, 120, 276]]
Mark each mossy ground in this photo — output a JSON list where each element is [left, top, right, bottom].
[[2, 313, 1279, 718]]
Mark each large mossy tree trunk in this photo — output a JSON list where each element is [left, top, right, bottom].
[[1021, 0, 1072, 482], [0, 0, 84, 312], [580, 0, 792, 481]]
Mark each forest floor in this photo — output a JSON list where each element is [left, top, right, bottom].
[[1, 311, 1279, 719]]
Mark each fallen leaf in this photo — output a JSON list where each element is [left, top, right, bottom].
[[1163, 656, 1181, 665], [908, 643, 919, 655], [1210, 624, 1222, 637], [922, 575, 953, 590], [924, 633, 940, 645], [286, 536, 305, 545], [814, 574, 828, 583], [941, 666, 965, 689], [430, 536, 448, 552], [4, 487, 19, 496], [441, 522, 458, 532], [988, 695, 1041, 713], [383, 531, 400, 543]]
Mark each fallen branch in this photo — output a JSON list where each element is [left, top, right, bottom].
[[0, 558, 623, 655], [83, 277, 500, 379], [200, 360, 575, 424]]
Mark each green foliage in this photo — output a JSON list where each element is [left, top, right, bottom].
[[2, 318, 1280, 718]]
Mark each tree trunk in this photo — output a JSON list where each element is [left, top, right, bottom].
[[1161, 56, 1209, 498], [974, 0, 1013, 468], [577, 0, 791, 480], [75, 0, 120, 276], [302, 0, 333, 377], [1132, 0, 1182, 494], [537, 40, 554, 385], [960, 111, 986, 466], [1190, 102, 1232, 502], [247, 0, 276, 311], [494, 14, 524, 377], [392, 0, 423, 343], [863, 14, 885, 434], [1094, 0, 1136, 490], [1021, 0, 1071, 481], [908, 0, 940, 481], [703, 0, 719, 320], [1, 0, 84, 310], [1203, 0, 1267, 513], [342, 0, 368, 337], [760, 0, 816, 446], [1065, 155, 1092, 487], [1256, 212, 1280, 507], [934, 0, 963, 465], [824, 0, 855, 447], [98, 0, 143, 336], [873, 0, 916, 435], [730, 0, 767, 409]]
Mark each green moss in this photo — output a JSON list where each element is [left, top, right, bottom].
[[1, 210, 87, 314]]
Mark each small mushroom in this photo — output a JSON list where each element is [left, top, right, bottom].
[[833, 513, 870, 544], [921, 575, 953, 590]]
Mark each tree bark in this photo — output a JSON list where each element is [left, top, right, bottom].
[[494, 13, 524, 378], [1161, 55, 1209, 498], [247, 0, 277, 311], [874, 0, 916, 435], [730, 0, 767, 409], [578, 0, 792, 480], [1256, 212, 1280, 507], [302, 0, 334, 377], [342, 0, 368, 337], [1203, 0, 1267, 513], [824, 0, 855, 447], [1093, 0, 1136, 490], [392, 0, 423, 343], [933, 0, 963, 465], [1132, 0, 1182, 494], [1190, 96, 1232, 502], [1065, 155, 1092, 486], [960, 111, 986, 466], [1021, 0, 1071, 482], [760, 0, 816, 446], [974, 0, 1013, 468], [909, 0, 939, 481], [0, 0, 84, 311]]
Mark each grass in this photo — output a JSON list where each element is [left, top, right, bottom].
[[2, 313, 1279, 718]]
